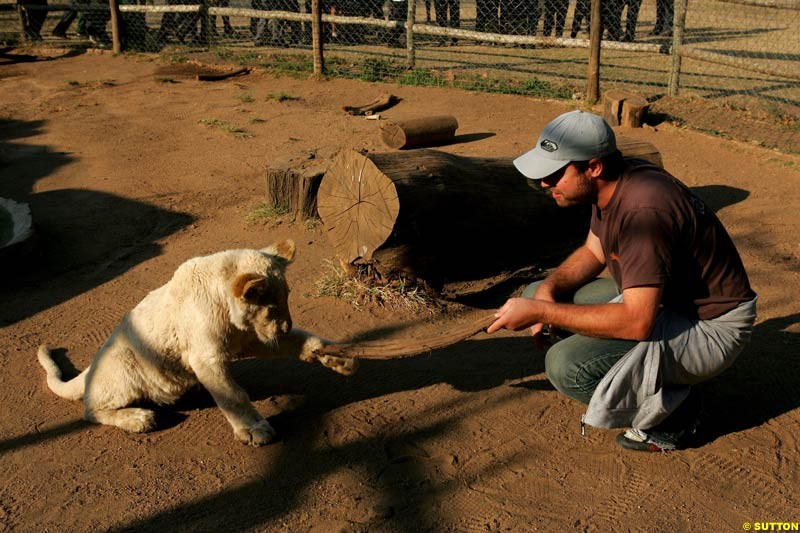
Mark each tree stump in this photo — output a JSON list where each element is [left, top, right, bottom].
[[380, 115, 459, 149], [316, 136, 661, 294], [264, 148, 337, 219], [603, 89, 650, 128]]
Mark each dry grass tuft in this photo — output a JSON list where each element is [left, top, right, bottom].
[[313, 260, 438, 314]]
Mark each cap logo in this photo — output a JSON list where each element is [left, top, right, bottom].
[[540, 139, 558, 152]]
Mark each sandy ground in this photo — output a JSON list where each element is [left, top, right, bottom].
[[1, 48, 799, 532]]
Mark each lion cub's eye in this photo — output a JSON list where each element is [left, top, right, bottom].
[[243, 285, 272, 305]]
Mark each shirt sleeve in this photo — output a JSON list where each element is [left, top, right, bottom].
[[616, 207, 676, 290]]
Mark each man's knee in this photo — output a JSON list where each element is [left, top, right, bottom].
[[544, 340, 587, 402]]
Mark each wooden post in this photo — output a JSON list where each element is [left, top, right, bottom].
[[311, 0, 324, 75], [108, 0, 122, 53], [587, 0, 602, 103], [199, 0, 210, 45], [668, 0, 688, 96], [406, 0, 415, 68]]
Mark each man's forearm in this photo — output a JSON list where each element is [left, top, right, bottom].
[[538, 245, 605, 299]]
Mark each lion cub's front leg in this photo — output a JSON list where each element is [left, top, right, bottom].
[[295, 333, 358, 376], [189, 354, 276, 446]]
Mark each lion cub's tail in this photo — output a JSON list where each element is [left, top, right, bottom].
[[37, 345, 88, 401]]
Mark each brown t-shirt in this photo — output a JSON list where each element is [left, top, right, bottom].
[[590, 160, 755, 320]]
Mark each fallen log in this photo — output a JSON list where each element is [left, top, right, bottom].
[[316, 136, 661, 293], [380, 115, 458, 149]]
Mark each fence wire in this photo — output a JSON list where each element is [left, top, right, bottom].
[[3, 0, 799, 151]]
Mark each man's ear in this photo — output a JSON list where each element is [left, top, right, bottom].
[[232, 273, 267, 302], [587, 158, 604, 179], [261, 239, 295, 263]]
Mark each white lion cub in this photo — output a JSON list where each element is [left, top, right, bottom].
[[37, 240, 356, 446]]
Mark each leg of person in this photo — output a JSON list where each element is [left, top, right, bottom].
[[541, 0, 553, 36], [622, 0, 641, 41], [602, 0, 622, 40], [569, 0, 585, 37], [616, 387, 702, 452], [52, 7, 77, 37], [523, 278, 632, 404], [650, 0, 665, 34], [553, 0, 567, 36], [545, 334, 637, 405], [660, 0, 673, 34]]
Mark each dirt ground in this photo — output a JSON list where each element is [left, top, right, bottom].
[[1, 47, 799, 532]]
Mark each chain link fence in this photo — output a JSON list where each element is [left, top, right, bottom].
[[3, 0, 799, 151]]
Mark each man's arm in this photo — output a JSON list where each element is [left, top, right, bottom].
[[534, 230, 606, 301], [487, 284, 663, 341]]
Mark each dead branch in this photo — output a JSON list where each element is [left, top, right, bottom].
[[342, 93, 399, 116], [197, 67, 251, 82], [314, 314, 496, 360]]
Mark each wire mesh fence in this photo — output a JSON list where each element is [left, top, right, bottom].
[[3, 0, 799, 151]]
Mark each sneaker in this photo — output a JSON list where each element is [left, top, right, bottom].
[[52, 28, 68, 38], [616, 428, 684, 452]]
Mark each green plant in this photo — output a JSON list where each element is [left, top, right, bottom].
[[358, 57, 403, 82], [234, 92, 255, 103], [399, 68, 443, 87], [248, 117, 266, 124], [160, 52, 189, 64], [65, 79, 80, 86], [259, 54, 314, 78], [199, 118, 253, 138], [245, 202, 289, 224], [154, 76, 177, 83]]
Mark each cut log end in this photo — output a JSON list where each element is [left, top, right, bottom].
[[317, 150, 400, 262]]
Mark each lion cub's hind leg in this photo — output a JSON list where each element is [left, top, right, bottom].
[[81, 345, 158, 434], [85, 407, 156, 433]]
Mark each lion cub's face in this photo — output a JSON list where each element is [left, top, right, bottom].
[[230, 240, 296, 344]]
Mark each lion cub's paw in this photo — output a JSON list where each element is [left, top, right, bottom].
[[317, 354, 359, 376], [235, 419, 277, 446], [299, 336, 325, 364]]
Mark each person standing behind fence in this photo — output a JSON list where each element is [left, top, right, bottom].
[[541, 0, 567, 37], [620, 0, 641, 41], [475, 0, 499, 35], [502, 0, 539, 40], [602, 0, 623, 40], [651, 0, 673, 36], [569, 0, 589, 38], [209, 0, 235, 38], [434, 0, 459, 44]]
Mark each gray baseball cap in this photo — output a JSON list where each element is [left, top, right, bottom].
[[513, 110, 617, 180]]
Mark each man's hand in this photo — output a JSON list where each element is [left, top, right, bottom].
[[487, 298, 542, 334]]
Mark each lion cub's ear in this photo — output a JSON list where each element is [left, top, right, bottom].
[[232, 273, 268, 302], [261, 239, 295, 263]]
